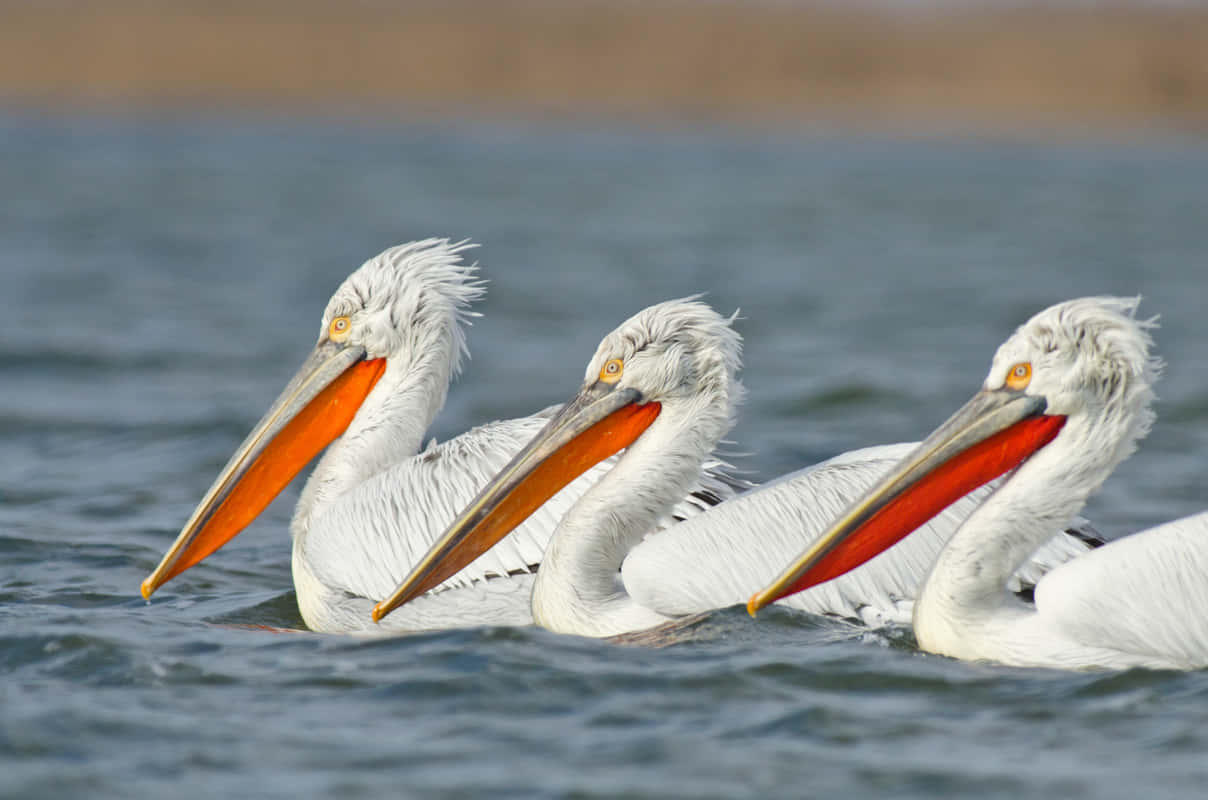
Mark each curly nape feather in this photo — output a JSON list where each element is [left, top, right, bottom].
[[585, 296, 745, 425], [320, 238, 486, 371], [993, 295, 1162, 482]]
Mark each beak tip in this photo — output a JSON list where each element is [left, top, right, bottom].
[[745, 594, 762, 617], [140, 578, 156, 601], [370, 603, 385, 623]]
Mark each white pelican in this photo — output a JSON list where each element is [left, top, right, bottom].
[[373, 298, 1099, 638], [140, 240, 743, 633], [751, 297, 1208, 671]]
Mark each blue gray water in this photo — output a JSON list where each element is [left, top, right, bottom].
[[3, 111, 1208, 798]]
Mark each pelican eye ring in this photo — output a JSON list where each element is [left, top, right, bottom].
[[329, 316, 352, 342], [1005, 362, 1032, 391], [599, 358, 624, 383]]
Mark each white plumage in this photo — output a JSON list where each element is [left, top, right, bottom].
[[757, 297, 1208, 671], [1026, 513, 1208, 669], [143, 240, 741, 633], [623, 443, 1092, 628], [375, 297, 1098, 638], [298, 408, 738, 633]]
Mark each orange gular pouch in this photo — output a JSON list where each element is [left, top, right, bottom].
[[400, 400, 662, 603], [157, 358, 386, 587], [783, 414, 1066, 598]]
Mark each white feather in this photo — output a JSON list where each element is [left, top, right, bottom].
[[864, 297, 1208, 670], [1033, 512, 1208, 669], [440, 299, 1099, 638], [282, 244, 746, 633]]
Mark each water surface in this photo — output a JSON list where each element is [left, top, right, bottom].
[[3, 112, 1208, 798]]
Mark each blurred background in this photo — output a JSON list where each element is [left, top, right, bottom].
[[5, 3, 1208, 799], [3, 0, 1206, 135]]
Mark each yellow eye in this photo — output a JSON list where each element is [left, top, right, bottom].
[[599, 358, 624, 383], [1005, 362, 1032, 390], [329, 316, 351, 342]]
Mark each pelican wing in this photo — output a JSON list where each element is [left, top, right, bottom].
[[623, 443, 1098, 624], [1034, 511, 1208, 669], [297, 413, 746, 612]]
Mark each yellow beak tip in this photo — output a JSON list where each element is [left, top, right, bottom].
[[745, 595, 761, 617], [370, 604, 385, 624], [140, 579, 155, 601]]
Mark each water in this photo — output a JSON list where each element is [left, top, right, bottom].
[[3, 111, 1208, 798]]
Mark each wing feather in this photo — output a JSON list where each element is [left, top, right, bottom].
[[1035, 511, 1208, 668], [298, 414, 747, 607], [624, 443, 1098, 624]]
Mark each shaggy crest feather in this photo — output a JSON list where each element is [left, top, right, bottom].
[[987, 295, 1162, 476], [320, 238, 485, 371], [585, 296, 745, 423]]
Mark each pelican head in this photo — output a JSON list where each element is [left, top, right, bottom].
[[580, 296, 743, 418], [141, 238, 484, 600], [316, 239, 484, 372], [749, 296, 1161, 613], [371, 297, 743, 622], [981, 296, 1159, 462]]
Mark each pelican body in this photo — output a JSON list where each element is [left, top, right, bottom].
[[374, 298, 1099, 638], [753, 297, 1208, 671], [141, 241, 741, 633]]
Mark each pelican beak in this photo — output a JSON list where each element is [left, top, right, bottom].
[[747, 388, 1067, 615], [371, 381, 661, 623], [140, 340, 386, 599]]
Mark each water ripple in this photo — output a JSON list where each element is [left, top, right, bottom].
[[4, 111, 1208, 799]]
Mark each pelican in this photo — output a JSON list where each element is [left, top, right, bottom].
[[751, 297, 1208, 671], [373, 298, 1099, 638], [140, 240, 743, 633]]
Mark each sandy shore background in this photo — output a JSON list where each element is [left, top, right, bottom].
[[2, 1, 1206, 137]]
